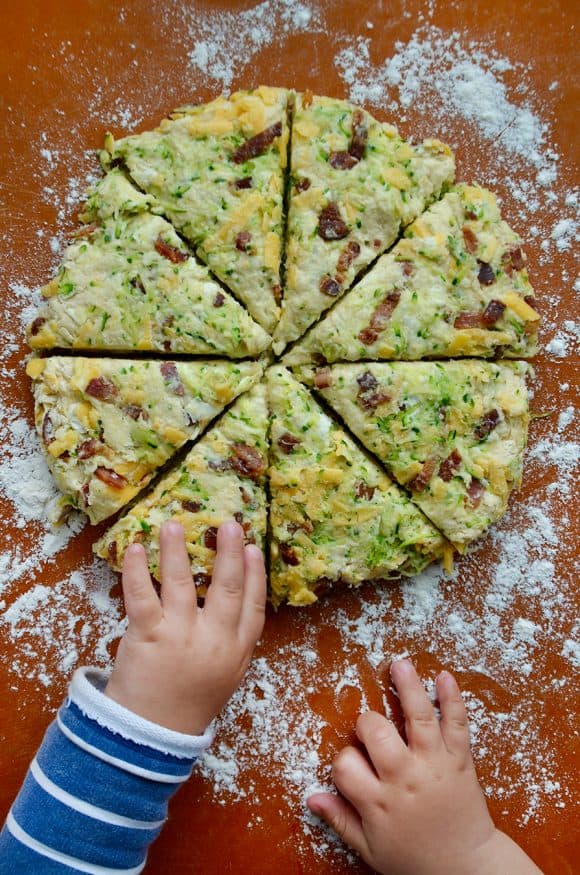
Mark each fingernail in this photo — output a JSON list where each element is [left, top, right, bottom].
[[164, 520, 183, 536], [220, 519, 242, 537], [437, 670, 457, 689], [391, 657, 412, 676], [244, 543, 263, 560]]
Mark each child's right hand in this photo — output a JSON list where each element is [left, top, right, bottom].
[[308, 659, 543, 875], [104, 519, 266, 735]]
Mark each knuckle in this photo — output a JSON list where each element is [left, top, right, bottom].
[[169, 573, 193, 589], [410, 710, 437, 727], [219, 575, 243, 595], [329, 810, 348, 837]]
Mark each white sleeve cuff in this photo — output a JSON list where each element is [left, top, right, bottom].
[[69, 666, 215, 760]]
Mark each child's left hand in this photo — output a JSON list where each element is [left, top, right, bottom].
[[105, 519, 266, 735]]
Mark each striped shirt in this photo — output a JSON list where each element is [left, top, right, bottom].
[[0, 667, 213, 873]]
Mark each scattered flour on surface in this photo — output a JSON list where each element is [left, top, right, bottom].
[[0, 1, 577, 859], [185, 0, 324, 90]]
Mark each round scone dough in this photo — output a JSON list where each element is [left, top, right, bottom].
[[25, 87, 540, 605]]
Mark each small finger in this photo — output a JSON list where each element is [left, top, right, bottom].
[[331, 746, 380, 810], [204, 520, 245, 629], [437, 671, 472, 761], [307, 793, 369, 858], [121, 543, 162, 634], [239, 543, 267, 647], [356, 710, 407, 778], [159, 521, 197, 623], [390, 659, 443, 754]]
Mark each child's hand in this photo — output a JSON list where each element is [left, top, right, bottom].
[[308, 659, 543, 875], [105, 520, 266, 735]]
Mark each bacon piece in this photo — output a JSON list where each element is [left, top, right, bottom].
[[194, 572, 211, 589], [272, 283, 282, 303], [183, 500, 203, 513], [154, 237, 189, 263], [320, 275, 341, 297], [356, 371, 391, 410], [357, 371, 378, 392], [439, 449, 462, 482], [81, 482, 90, 506], [359, 292, 400, 344], [524, 295, 537, 308], [329, 151, 358, 170], [42, 414, 55, 445], [295, 176, 311, 192], [239, 487, 253, 506], [358, 327, 379, 345], [474, 409, 500, 440], [277, 433, 301, 454], [125, 405, 145, 421], [482, 299, 506, 326], [235, 230, 252, 252], [318, 203, 349, 240], [408, 458, 437, 493], [230, 443, 266, 480], [279, 543, 299, 566], [509, 246, 525, 270], [454, 311, 484, 329], [94, 467, 128, 489], [77, 439, 102, 460], [502, 246, 525, 275], [287, 519, 314, 535], [466, 478, 484, 508], [355, 481, 376, 500], [370, 292, 400, 331], [108, 540, 118, 565], [349, 109, 368, 161], [232, 121, 282, 164], [314, 368, 332, 389], [233, 176, 253, 190], [336, 241, 361, 279], [462, 226, 478, 254], [203, 527, 218, 550], [160, 362, 185, 396], [477, 260, 495, 285], [213, 292, 225, 307], [85, 377, 118, 400], [465, 209, 478, 221], [401, 261, 414, 276], [29, 316, 46, 336]]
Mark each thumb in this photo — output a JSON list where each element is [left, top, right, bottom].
[[307, 792, 368, 856]]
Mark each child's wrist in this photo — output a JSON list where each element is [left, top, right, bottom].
[[104, 675, 211, 737]]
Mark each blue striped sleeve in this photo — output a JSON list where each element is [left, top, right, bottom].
[[0, 667, 214, 873]]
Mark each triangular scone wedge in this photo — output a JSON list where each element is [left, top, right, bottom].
[[101, 87, 290, 333], [27, 169, 271, 357], [272, 93, 455, 353], [296, 360, 530, 551], [284, 185, 539, 365], [267, 367, 447, 607], [94, 384, 268, 588], [27, 356, 263, 524]]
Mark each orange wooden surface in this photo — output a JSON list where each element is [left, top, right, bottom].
[[0, 1, 578, 873]]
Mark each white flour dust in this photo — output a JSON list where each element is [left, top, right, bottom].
[[0, 0, 578, 861]]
